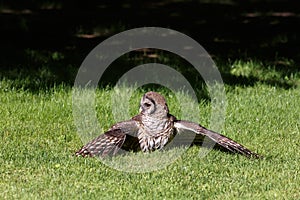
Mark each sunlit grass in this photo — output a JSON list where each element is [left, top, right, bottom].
[[0, 60, 300, 199]]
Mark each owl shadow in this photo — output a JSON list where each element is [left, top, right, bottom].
[[166, 133, 236, 155], [117, 133, 236, 156]]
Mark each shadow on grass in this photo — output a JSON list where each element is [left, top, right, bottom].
[[0, 0, 299, 92]]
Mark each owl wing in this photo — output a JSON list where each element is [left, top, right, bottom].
[[75, 119, 140, 157], [174, 120, 261, 159]]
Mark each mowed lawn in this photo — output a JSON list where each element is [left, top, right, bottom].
[[0, 69, 300, 199]]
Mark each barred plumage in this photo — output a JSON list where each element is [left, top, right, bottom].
[[76, 91, 261, 159]]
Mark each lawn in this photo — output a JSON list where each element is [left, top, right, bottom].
[[0, 60, 299, 199]]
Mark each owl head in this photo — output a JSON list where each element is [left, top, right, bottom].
[[139, 91, 169, 117]]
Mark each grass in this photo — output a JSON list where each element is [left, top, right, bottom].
[[0, 60, 300, 199]]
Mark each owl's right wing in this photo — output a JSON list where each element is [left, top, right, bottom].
[[75, 120, 140, 157]]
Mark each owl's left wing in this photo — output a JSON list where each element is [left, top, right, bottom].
[[174, 120, 261, 159], [75, 120, 139, 157]]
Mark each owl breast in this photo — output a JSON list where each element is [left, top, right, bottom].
[[137, 119, 174, 152]]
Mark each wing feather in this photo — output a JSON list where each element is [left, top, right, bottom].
[[174, 120, 261, 159], [75, 129, 126, 157], [75, 120, 139, 157]]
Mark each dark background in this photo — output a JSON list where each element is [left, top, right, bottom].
[[1, 0, 299, 89]]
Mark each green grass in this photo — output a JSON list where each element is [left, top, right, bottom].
[[1, 60, 300, 199]]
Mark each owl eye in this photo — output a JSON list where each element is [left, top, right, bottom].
[[143, 103, 151, 108]]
